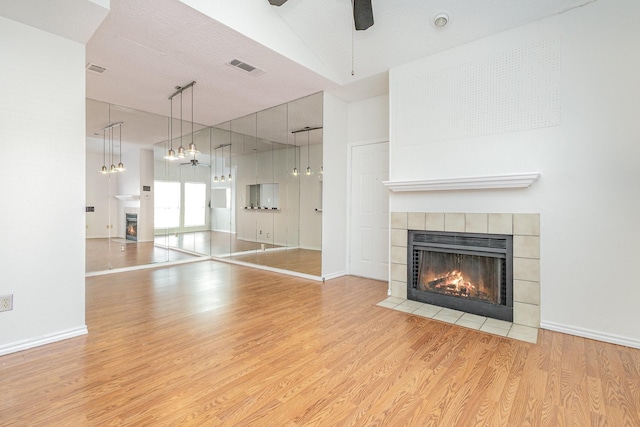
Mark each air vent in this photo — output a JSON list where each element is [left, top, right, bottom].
[[86, 63, 107, 74], [226, 59, 265, 76]]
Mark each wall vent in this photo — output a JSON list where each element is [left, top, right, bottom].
[[86, 63, 107, 74], [226, 59, 265, 76]]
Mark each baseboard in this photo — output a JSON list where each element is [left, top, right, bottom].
[[0, 326, 88, 356], [541, 321, 640, 349], [322, 271, 348, 281]]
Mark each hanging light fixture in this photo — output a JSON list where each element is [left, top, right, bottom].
[[164, 96, 176, 160], [227, 126, 232, 182], [100, 129, 108, 174], [292, 132, 298, 176], [213, 134, 218, 183], [220, 144, 225, 182], [109, 125, 117, 173], [116, 123, 125, 171], [305, 128, 312, 175], [187, 84, 199, 155], [291, 126, 322, 177], [177, 91, 186, 158], [100, 104, 125, 173], [167, 81, 196, 160]]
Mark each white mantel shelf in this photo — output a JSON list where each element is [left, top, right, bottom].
[[383, 172, 541, 192]]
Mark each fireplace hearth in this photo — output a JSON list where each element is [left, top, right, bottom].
[[408, 230, 513, 321]]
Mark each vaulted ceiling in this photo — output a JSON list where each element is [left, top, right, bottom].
[[1, 0, 598, 150]]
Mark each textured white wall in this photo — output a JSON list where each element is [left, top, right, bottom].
[[321, 93, 348, 278], [389, 0, 640, 348], [0, 17, 88, 353]]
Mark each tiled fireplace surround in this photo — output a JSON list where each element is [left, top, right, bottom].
[[388, 212, 540, 343]]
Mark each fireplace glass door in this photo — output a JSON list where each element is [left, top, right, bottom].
[[408, 230, 513, 321]]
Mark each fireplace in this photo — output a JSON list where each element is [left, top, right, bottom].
[[408, 230, 513, 322], [125, 213, 138, 242]]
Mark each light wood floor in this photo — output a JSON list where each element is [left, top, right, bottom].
[[87, 231, 322, 276], [230, 248, 322, 276], [2, 262, 639, 425], [85, 238, 200, 272]]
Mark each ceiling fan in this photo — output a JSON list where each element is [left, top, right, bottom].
[[181, 157, 210, 168], [268, 0, 374, 30]]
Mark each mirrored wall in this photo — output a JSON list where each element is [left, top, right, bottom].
[[86, 93, 323, 277]]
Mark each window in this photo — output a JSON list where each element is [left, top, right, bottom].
[[184, 182, 206, 227], [154, 181, 180, 228]]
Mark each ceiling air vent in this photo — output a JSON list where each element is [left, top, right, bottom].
[[226, 59, 265, 77], [86, 63, 107, 74]]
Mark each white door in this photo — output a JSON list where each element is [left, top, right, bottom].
[[349, 142, 389, 280]]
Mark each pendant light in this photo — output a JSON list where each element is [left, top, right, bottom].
[[116, 123, 125, 171], [186, 84, 199, 155], [164, 96, 176, 160], [167, 81, 196, 160], [177, 91, 186, 158], [109, 126, 117, 173], [213, 135, 218, 183], [227, 126, 232, 182], [100, 129, 108, 174], [305, 127, 312, 176], [220, 144, 225, 182], [292, 132, 298, 176], [100, 104, 125, 173]]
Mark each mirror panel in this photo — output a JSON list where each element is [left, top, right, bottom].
[[87, 92, 322, 277]]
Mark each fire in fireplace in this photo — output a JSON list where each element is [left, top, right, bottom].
[[408, 230, 513, 321], [125, 213, 138, 242]]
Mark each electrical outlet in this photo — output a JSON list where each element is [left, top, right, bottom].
[[0, 295, 13, 312]]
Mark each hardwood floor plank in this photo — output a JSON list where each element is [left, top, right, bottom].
[[1, 262, 639, 425]]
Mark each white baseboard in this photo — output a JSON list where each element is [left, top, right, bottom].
[[0, 326, 88, 356], [322, 271, 348, 281], [541, 321, 640, 349]]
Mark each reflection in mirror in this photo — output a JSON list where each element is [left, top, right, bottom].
[[87, 92, 323, 278], [86, 99, 206, 273], [226, 92, 323, 276]]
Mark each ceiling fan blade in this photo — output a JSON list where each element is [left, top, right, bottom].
[[353, 0, 374, 31], [268, 0, 287, 5]]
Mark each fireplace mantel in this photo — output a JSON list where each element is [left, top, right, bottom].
[[383, 172, 541, 192]]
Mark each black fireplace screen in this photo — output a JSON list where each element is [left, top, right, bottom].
[[417, 251, 501, 304], [408, 230, 513, 321]]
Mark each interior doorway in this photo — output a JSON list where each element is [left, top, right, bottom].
[[349, 141, 389, 281]]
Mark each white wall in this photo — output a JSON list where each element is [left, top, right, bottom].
[[321, 93, 348, 278], [0, 17, 88, 353], [348, 94, 389, 143], [389, 0, 640, 348]]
